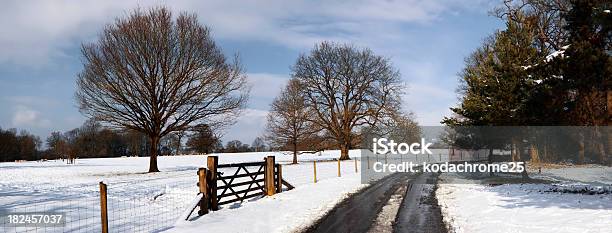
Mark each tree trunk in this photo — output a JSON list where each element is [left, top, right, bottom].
[[176, 133, 183, 155], [488, 148, 494, 177], [594, 126, 606, 165], [521, 159, 529, 179], [529, 144, 539, 164], [292, 142, 298, 164], [607, 128, 612, 166], [148, 135, 160, 172], [339, 143, 350, 160], [578, 131, 585, 164], [511, 137, 521, 162], [543, 138, 549, 163]]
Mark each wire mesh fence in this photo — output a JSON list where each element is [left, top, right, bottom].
[[1, 195, 100, 233], [1, 178, 196, 233], [105, 191, 194, 233]]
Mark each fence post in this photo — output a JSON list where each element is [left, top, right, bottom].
[[313, 160, 317, 183], [337, 159, 341, 177], [99, 182, 108, 233], [276, 164, 283, 193], [197, 168, 209, 215], [264, 156, 276, 196], [207, 156, 219, 211]]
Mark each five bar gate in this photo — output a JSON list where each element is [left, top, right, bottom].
[[186, 155, 294, 218]]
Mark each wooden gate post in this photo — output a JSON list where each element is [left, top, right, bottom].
[[99, 182, 108, 233], [313, 160, 317, 183], [276, 164, 283, 193], [197, 168, 209, 215], [207, 156, 219, 210], [337, 159, 341, 177], [264, 156, 276, 196]]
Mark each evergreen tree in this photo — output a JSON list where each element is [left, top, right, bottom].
[[443, 13, 542, 126]]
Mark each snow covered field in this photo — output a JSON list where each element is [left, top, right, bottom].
[[532, 165, 612, 186], [437, 169, 612, 233], [0, 150, 364, 233]]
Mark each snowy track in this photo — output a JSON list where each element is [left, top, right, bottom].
[[303, 173, 413, 233]]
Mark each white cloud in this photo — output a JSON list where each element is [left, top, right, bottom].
[[222, 108, 269, 143], [11, 105, 51, 128], [403, 82, 455, 126], [0, 0, 488, 66], [8, 95, 59, 107], [247, 73, 289, 107], [399, 61, 458, 126], [222, 73, 289, 143]]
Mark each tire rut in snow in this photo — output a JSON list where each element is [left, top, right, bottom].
[[393, 172, 448, 233], [302, 173, 414, 233]]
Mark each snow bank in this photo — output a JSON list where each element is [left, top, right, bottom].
[[168, 167, 365, 233], [531, 165, 612, 186], [437, 173, 612, 233]]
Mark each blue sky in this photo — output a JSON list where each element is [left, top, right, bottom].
[[0, 0, 503, 145]]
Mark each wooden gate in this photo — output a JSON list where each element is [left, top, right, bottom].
[[187, 156, 294, 218], [216, 160, 266, 205]]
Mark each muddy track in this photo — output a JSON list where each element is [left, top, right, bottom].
[[393, 173, 447, 233], [302, 172, 447, 233], [302, 173, 413, 233]]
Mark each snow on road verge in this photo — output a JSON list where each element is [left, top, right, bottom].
[[436, 173, 612, 233], [167, 169, 366, 233]]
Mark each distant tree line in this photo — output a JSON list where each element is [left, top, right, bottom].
[[0, 120, 277, 162], [0, 127, 41, 162]]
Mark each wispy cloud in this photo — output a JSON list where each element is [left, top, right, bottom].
[[0, 0, 489, 67], [223, 108, 269, 143], [11, 105, 51, 128], [247, 73, 290, 109]]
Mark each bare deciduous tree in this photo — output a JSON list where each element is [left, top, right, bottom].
[[265, 79, 318, 163], [75, 7, 249, 172], [251, 137, 266, 152], [494, 0, 570, 52], [293, 42, 404, 160]]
